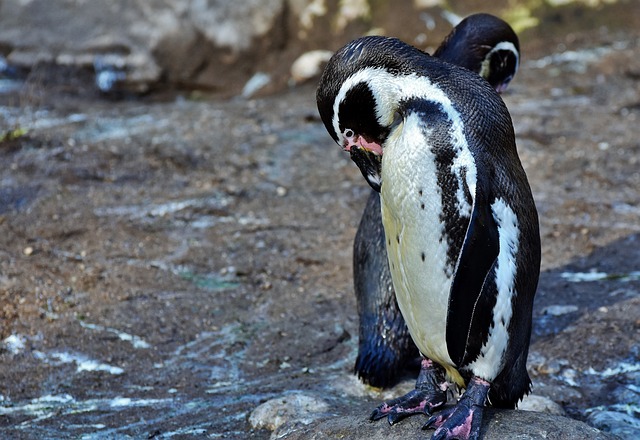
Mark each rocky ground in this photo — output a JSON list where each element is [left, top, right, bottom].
[[1, 13, 640, 440]]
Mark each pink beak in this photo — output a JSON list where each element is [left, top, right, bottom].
[[344, 134, 383, 156]]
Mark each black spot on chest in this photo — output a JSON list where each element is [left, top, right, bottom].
[[404, 99, 471, 273]]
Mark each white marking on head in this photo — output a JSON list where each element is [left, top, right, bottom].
[[333, 67, 476, 216], [331, 68, 400, 143], [467, 198, 520, 380], [479, 41, 519, 81]]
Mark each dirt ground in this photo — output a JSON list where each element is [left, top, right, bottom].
[[1, 16, 640, 440]]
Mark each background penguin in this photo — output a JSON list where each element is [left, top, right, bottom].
[[317, 34, 539, 440], [354, 13, 521, 389]]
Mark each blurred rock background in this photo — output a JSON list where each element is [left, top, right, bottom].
[[1, 0, 636, 97]]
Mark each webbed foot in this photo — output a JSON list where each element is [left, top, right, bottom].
[[424, 377, 490, 440], [370, 358, 448, 425]]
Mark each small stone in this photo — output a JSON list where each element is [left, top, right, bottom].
[[519, 394, 566, 415], [241, 72, 271, 98], [539, 358, 569, 375], [562, 368, 579, 386], [23, 246, 33, 256], [249, 393, 329, 432], [587, 410, 640, 438], [276, 186, 288, 197], [542, 305, 579, 316], [290, 50, 333, 84], [3, 334, 26, 355], [527, 351, 547, 370]]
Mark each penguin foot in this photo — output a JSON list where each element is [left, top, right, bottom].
[[423, 377, 490, 440], [370, 358, 448, 425]]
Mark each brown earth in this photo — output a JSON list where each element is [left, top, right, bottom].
[[0, 10, 639, 440]]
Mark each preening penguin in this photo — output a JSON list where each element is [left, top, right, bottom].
[[317, 35, 540, 440], [353, 13, 522, 389], [433, 13, 520, 93]]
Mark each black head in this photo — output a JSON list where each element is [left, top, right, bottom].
[[316, 35, 512, 193], [316, 37, 433, 190], [434, 13, 520, 92]]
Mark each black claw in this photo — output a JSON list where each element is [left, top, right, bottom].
[[396, 390, 444, 422], [422, 377, 490, 440], [370, 388, 444, 424], [369, 359, 449, 425], [369, 407, 386, 422], [423, 412, 444, 430], [387, 412, 404, 425]]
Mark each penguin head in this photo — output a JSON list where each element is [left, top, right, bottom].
[[316, 37, 420, 192], [316, 16, 519, 192], [434, 13, 520, 93], [316, 35, 512, 193]]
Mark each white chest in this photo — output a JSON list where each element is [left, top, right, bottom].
[[379, 117, 455, 367]]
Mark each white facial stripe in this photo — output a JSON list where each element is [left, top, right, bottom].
[[467, 198, 519, 380], [480, 41, 520, 79], [492, 41, 519, 58], [331, 68, 398, 143], [333, 67, 476, 216]]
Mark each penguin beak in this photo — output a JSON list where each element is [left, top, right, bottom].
[[495, 75, 513, 94], [343, 133, 383, 156], [495, 81, 509, 94], [349, 147, 382, 193], [342, 131, 383, 192]]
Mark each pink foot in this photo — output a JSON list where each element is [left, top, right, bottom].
[[370, 358, 448, 425], [424, 377, 490, 440]]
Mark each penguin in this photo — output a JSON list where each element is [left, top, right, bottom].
[[433, 13, 520, 93], [316, 34, 540, 440], [353, 13, 521, 389]]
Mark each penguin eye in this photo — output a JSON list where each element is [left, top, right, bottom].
[[344, 129, 355, 138]]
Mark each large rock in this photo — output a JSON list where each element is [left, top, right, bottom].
[[277, 409, 618, 440], [0, 0, 288, 94], [0, 0, 469, 96], [0, 1, 632, 97]]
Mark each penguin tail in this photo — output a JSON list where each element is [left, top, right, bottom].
[[354, 325, 420, 388], [487, 348, 532, 408]]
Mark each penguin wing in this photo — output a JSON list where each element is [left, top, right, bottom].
[[446, 171, 500, 368]]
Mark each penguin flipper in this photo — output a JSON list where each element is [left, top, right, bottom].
[[446, 179, 500, 368]]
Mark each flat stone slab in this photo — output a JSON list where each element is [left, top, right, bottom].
[[279, 409, 616, 440]]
